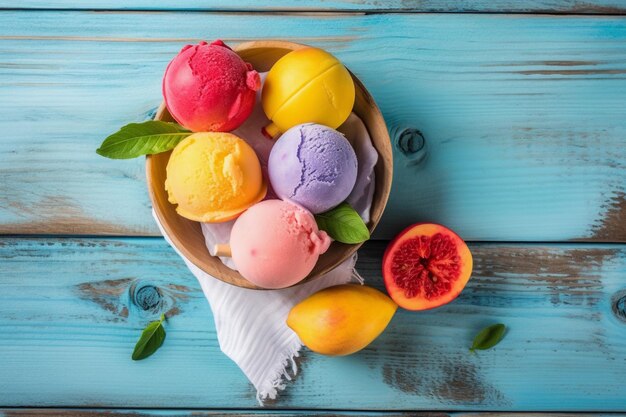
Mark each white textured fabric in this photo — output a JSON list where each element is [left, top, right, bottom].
[[153, 72, 378, 403]]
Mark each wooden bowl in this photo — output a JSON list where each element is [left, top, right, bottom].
[[147, 40, 393, 289]]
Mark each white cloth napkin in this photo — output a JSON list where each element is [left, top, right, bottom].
[[153, 73, 378, 403]]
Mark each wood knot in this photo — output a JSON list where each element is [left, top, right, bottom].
[[128, 281, 192, 319], [396, 128, 427, 166], [133, 284, 163, 312], [612, 290, 626, 323]]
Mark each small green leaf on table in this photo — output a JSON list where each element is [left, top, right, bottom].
[[470, 323, 506, 352], [315, 202, 370, 244], [132, 313, 166, 361], [97, 121, 190, 159]]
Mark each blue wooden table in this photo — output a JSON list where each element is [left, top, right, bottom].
[[1, 1, 626, 416]]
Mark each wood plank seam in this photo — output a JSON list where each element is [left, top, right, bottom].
[[0, 7, 625, 15]]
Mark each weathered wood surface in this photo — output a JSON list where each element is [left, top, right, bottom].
[[1, 411, 624, 417], [1, 237, 625, 410], [0, 411, 445, 417], [2, 0, 626, 13], [2, 12, 625, 240]]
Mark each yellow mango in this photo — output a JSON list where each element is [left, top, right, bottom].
[[286, 284, 397, 356], [261, 47, 355, 138]]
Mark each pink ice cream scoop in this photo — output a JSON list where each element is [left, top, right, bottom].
[[163, 40, 261, 132], [230, 200, 331, 289]]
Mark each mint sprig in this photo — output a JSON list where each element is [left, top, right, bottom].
[[97, 121, 191, 159], [470, 323, 506, 352], [315, 202, 370, 244], [132, 314, 166, 361]]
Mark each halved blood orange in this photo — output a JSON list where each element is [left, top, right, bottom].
[[382, 223, 473, 311]]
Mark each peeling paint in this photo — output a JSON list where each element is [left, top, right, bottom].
[[470, 246, 616, 307], [1, 196, 150, 236], [76, 278, 133, 320], [592, 192, 626, 241], [76, 278, 193, 321], [382, 352, 509, 405]]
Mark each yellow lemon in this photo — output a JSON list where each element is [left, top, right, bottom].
[[261, 47, 355, 138], [287, 284, 397, 356]]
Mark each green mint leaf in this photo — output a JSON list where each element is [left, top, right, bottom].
[[132, 314, 166, 361], [97, 121, 190, 159], [315, 202, 370, 244], [470, 323, 506, 352]]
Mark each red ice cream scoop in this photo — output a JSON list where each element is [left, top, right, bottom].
[[162, 40, 261, 132]]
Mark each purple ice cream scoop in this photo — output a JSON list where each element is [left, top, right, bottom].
[[268, 123, 358, 214]]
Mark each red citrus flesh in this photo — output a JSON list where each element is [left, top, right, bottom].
[[382, 223, 473, 311]]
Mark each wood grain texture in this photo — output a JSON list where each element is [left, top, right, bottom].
[[1, 237, 625, 410], [2, 411, 623, 417], [0, 411, 446, 417], [1, 12, 625, 240], [1, 0, 626, 13]]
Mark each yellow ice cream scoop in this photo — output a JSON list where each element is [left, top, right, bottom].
[[165, 132, 267, 223], [261, 47, 355, 139]]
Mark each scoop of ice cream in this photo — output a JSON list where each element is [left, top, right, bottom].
[[163, 40, 261, 132], [230, 200, 331, 289], [261, 47, 355, 138], [268, 123, 358, 214], [165, 132, 267, 222]]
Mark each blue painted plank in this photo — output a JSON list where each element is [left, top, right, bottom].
[[1, 410, 622, 417], [1, 0, 625, 13], [1, 237, 625, 410], [1, 12, 625, 241], [0, 410, 444, 416]]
